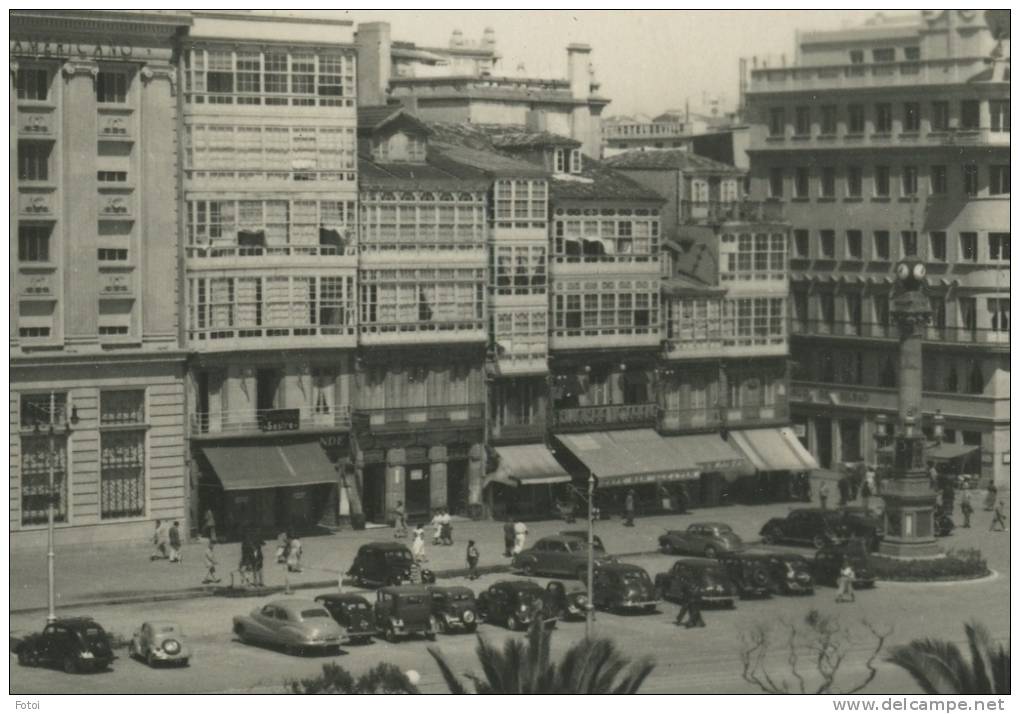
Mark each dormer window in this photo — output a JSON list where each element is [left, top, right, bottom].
[[555, 148, 582, 175], [372, 131, 426, 163]]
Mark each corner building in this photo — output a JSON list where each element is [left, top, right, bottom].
[[10, 11, 192, 547], [744, 11, 1009, 485]]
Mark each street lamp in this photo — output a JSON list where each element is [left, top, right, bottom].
[[32, 396, 78, 623], [585, 469, 595, 639], [933, 409, 945, 444]]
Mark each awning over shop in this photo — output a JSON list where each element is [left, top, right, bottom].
[[660, 433, 755, 480], [727, 428, 819, 473], [486, 444, 571, 488], [202, 440, 338, 492], [555, 429, 700, 488]]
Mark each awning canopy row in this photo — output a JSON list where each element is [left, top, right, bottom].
[[202, 440, 337, 492], [485, 444, 572, 488], [727, 427, 819, 473]]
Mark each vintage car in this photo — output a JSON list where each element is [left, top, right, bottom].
[[427, 585, 479, 634], [544, 580, 589, 621], [838, 507, 885, 550], [374, 585, 437, 643], [760, 552, 815, 595], [658, 522, 743, 558], [128, 621, 191, 667], [513, 534, 614, 579], [477, 580, 556, 631], [812, 541, 877, 589], [654, 559, 738, 608], [16, 617, 115, 673], [589, 562, 659, 612], [232, 599, 343, 654], [314, 593, 376, 644], [559, 531, 607, 553], [716, 553, 778, 599], [347, 542, 415, 588], [760, 509, 850, 549]]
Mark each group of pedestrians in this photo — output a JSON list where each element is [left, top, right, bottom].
[[150, 519, 184, 563], [502, 516, 529, 556]]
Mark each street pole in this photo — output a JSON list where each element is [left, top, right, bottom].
[[46, 423, 56, 624], [585, 469, 595, 638]]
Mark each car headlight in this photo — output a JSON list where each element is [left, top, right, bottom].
[[519, 603, 529, 611], [392, 618, 404, 627], [462, 610, 475, 624], [162, 639, 181, 655], [80, 651, 94, 659]]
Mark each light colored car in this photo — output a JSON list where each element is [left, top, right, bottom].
[[513, 534, 615, 579], [129, 621, 191, 667], [232, 598, 344, 655], [659, 522, 744, 558]]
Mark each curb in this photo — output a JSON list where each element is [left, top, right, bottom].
[[9, 549, 664, 615]]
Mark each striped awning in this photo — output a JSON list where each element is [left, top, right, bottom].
[[555, 429, 700, 487], [486, 444, 571, 487], [727, 428, 818, 473]]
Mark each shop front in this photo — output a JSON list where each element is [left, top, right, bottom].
[[659, 433, 755, 508], [197, 436, 341, 539], [725, 427, 819, 503], [485, 443, 572, 520]]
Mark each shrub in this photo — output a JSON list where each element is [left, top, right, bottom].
[[287, 662, 420, 694], [869, 549, 988, 582]]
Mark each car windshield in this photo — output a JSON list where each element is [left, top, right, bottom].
[[713, 525, 733, 534], [343, 601, 370, 611], [156, 625, 178, 634], [566, 541, 585, 553], [450, 592, 472, 601], [301, 609, 331, 619], [401, 596, 425, 605], [620, 571, 650, 586], [83, 627, 104, 638], [385, 550, 411, 562], [701, 566, 727, 579]]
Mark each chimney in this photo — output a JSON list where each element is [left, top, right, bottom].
[[356, 22, 392, 107], [482, 26, 496, 48], [566, 43, 592, 100]]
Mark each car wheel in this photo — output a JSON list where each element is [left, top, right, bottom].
[[62, 655, 78, 674], [385, 626, 399, 644], [703, 546, 718, 559], [506, 615, 517, 631], [812, 535, 827, 550], [521, 561, 534, 577], [17, 647, 37, 667]]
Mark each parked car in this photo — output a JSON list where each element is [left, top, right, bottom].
[[544, 581, 589, 621], [232, 599, 343, 655], [129, 621, 191, 667], [477, 580, 555, 631], [659, 522, 743, 558], [589, 562, 659, 612], [16, 617, 115, 673], [347, 542, 415, 588], [314, 593, 376, 644], [838, 507, 884, 550], [426, 585, 479, 634], [513, 534, 614, 579], [760, 509, 850, 549], [759, 552, 815, 595], [653, 559, 738, 608], [559, 531, 607, 553], [716, 553, 775, 599], [812, 542, 877, 589], [373, 585, 437, 643]]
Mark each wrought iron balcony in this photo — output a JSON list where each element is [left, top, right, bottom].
[[191, 405, 352, 437], [553, 402, 658, 430]]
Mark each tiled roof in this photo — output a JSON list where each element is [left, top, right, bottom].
[[357, 155, 491, 191], [603, 149, 742, 174], [357, 105, 432, 134], [490, 131, 580, 148], [549, 160, 665, 202], [426, 122, 549, 178]]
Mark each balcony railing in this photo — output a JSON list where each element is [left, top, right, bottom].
[[553, 402, 658, 429], [191, 405, 351, 436], [356, 403, 485, 428], [681, 200, 786, 224], [657, 402, 789, 432], [749, 57, 1007, 93], [186, 244, 357, 259], [791, 320, 1009, 346], [188, 324, 356, 347]]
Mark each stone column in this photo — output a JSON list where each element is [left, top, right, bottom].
[[467, 442, 485, 517], [428, 445, 448, 510], [384, 447, 406, 524], [61, 59, 100, 344]]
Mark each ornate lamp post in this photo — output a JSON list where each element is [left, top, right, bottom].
[[878, 258, 940, 557]]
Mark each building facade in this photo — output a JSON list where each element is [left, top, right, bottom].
[[10, 11, 192, 548], [744, 10, 1010, 485]]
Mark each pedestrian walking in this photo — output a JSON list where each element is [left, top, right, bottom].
[[202, 539, 220, 584], [275, 531, 289, 564], [674, 579, 705, 628], [150, 519, 170, 561], [927, 462, 938, 491], [431, 510, 443, 545], [440, 509, 453, 545], [835, 560, 855, 603], [819, 481, 830, 510], [860, 478, 873, 512], [411, 524, 427, 563], [513, 519, 528, 555], [252, 534, 265, 587], [990, 500, 1008, 532], [624, 489, 636, 527], [503, 516, 515, 557], [392, 500, 408, 538], [984, 482, 998, 511], [168, 521, 182, 563], [287, 532, 303, 572], [466, 540, 480, 580], [960, 491, 973, 528], [203, 508, 217, 543]]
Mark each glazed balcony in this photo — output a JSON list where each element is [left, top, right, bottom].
[[550, 325, 661, 352], [749, 57, 1008, 94], [188, 323, 358, 352], [791, 320, 1009, 350], [358, 320, 487, 346], [185, 243, 358, 267], [191, 405, 351, 438], [552, 402, 658, 432], [680, 200, 785, 225]]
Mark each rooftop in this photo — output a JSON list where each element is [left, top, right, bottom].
[[603, 149, 741, 175], [357, 105, 432, 135]]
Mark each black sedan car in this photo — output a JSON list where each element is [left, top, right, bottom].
[[427, 585, 479, 634], [477, 580, 556, 631], [314, 593, 376, 644], [839, 507, 884, 550], [760, 552, 815, 595], [760, 509, 850, 549], [812, 542, 877, 589], [347, 542, 414, 588], [16, 617, 115, 673], [715, 553, 775, 599], [590, 562, 659, 612], [654, 559, 738, 608]]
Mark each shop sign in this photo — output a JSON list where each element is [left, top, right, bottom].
[[11, 39, 135, 58], [409, 468, 425, 481], [603, 469, 699, 487], [793, 423, 807, 438], [260, 409, 300, 432], [698, 459, 747, 471]]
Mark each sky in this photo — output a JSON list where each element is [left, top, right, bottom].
[[322, 10, 884, 117]]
